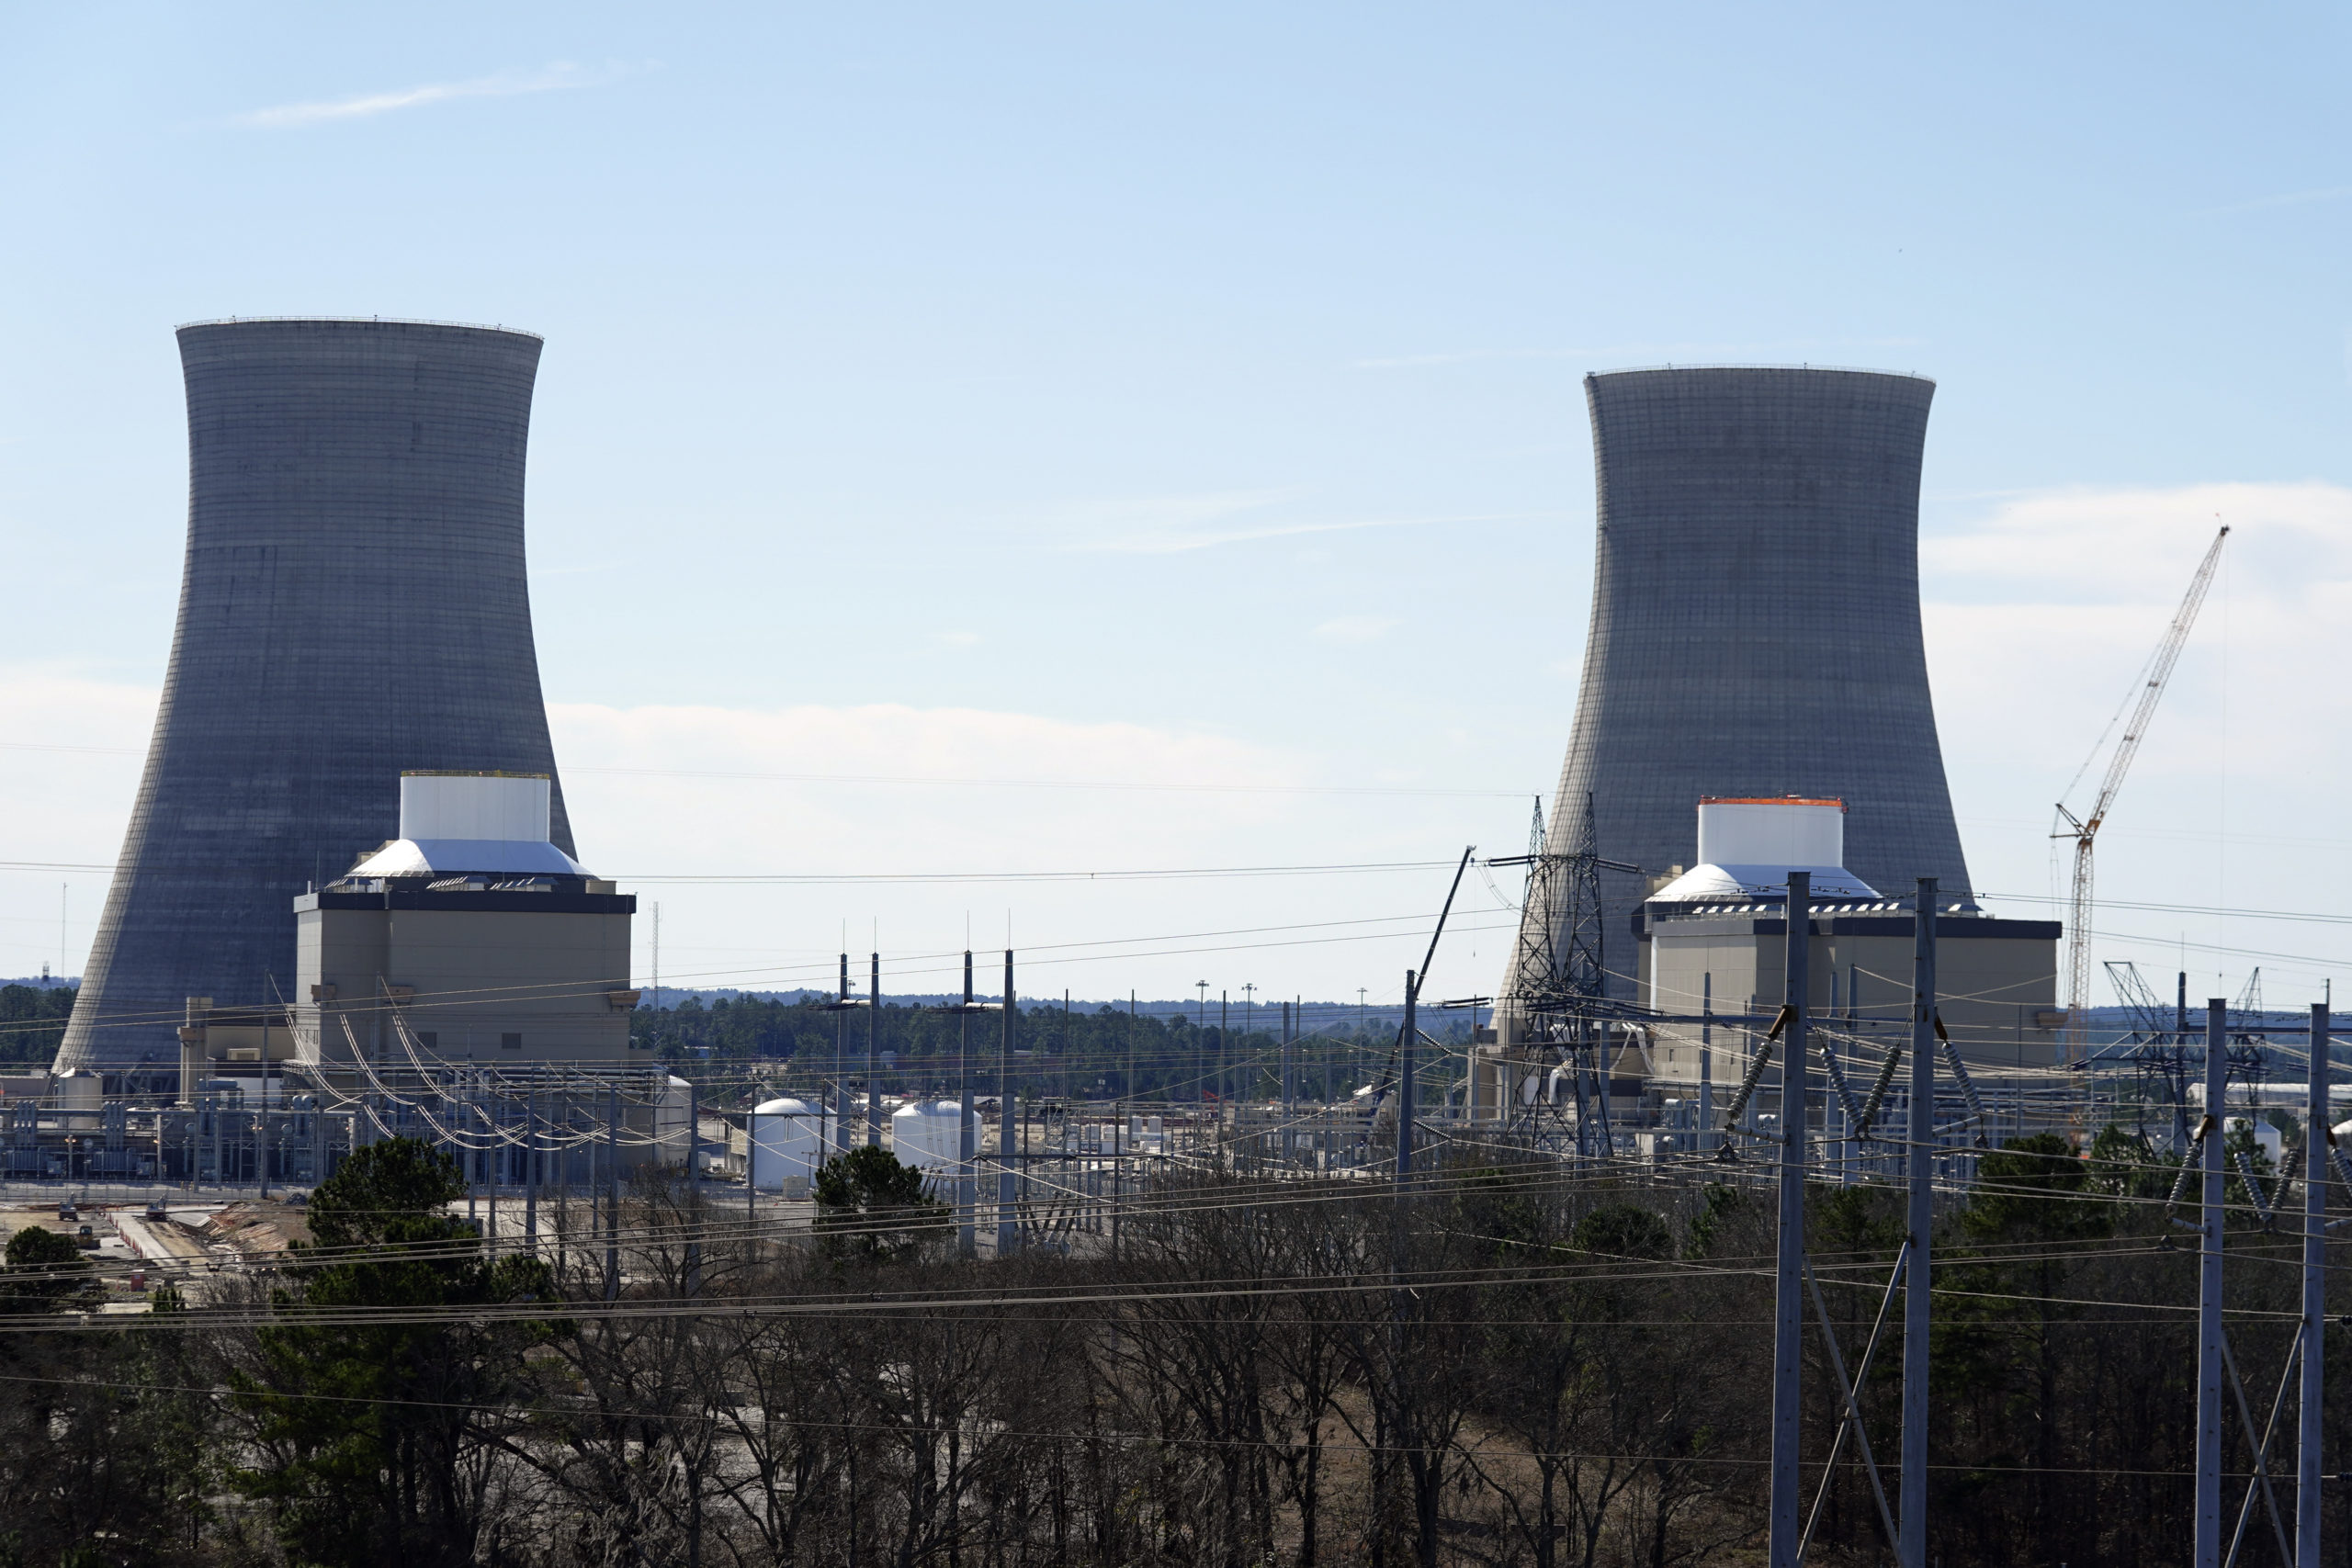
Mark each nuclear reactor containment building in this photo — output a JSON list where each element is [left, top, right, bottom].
[[57, 319, 576, 1094], [1505, 366, 1972, 1011]]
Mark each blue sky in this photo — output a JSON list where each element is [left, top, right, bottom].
[[2, 4, 2348, 1008]]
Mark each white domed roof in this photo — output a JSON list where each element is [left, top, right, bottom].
[[344, 772, 594, 879], [1648, 863, 1879, 903], [1648, 796, 1879, 903]]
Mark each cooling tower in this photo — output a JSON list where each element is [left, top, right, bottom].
[[56, 318, 575, 1091], [1509, 367, 1971, 1006]]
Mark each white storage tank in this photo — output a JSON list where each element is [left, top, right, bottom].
[[890, 1100, 978, 1177], [2224, 1115, 2285, 1170], [57, 1069, 101, 1132], [750, 1097, 826, 1192], [656, 1077, 695, 1166]]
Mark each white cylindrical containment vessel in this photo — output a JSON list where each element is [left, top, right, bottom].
[[889, 1100, 978, 1181], [750, 1097, 826, 1192]]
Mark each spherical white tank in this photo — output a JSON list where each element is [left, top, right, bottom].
[[750, 1097, 825, 1192], [889, 1100, 978, 1176]]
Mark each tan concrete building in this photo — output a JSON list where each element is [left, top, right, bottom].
[[290, 773, 643, 1089], [176, 1001, 300, 1103], [1638, 898, 2062, 1088], [1470, 797, 2059, 1122]]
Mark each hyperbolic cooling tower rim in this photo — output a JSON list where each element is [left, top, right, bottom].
[[176, 314, 543, 342], [1591, 362, 1935, 385]]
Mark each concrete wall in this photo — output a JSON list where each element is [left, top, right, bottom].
[[58, 320, 576, 1092], [295, 892, 638, 1077], [1509, 367, 1973, 1005], [1643, 911, 2061, 1085]]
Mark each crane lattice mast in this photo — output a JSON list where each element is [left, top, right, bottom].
[[2055, 524, 2229, 1068]]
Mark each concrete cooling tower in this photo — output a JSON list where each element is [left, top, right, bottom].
[[56, 318, 575, 1093], [1507, 366, 1972, 1008]]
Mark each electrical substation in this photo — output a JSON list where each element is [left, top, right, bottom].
[[10, 321, 2343, 1568], [4, 334, 2309, 1209]]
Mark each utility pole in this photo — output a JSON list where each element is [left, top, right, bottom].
[[2197, 997, 2226, 1568], [1396, 969, 1418, 1188], [867, 953, 882, 1148], [1243, 982, 1258, 1119], [1770, 871, 1812, 1568], [1317, 994, 1329, 1107], [1699, 973, 1713, 1156], [956, 951, 978, 1259], [604, 1083, 620, 1303], [1243, 982, 1258, 1152], [1402, 845, 1475, 1174], [2176, 970, 2192, 1152], [1357, 987, 1368, 1100], [1194, 979, 1210, 1126], [2297, 1000, 2327, 1568], [998, 951, 1019, 1256], [819, 955, 866, 1156], [685, 1079, 702, 1298], [1900, 876, 1937, 1568], [1281, 999, 1294, 1166], [1118, 988, 1136, 1259], [836, 953, 851, 1155], [524, 1073, 538, 1247]]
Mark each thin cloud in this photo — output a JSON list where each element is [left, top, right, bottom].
[[1054, 487, 1558, 554], [1085, 511, 1547, 555], [1352, 348, 1583, 370], [1922, 479, 2352, 604], [1351, 338, 1928, 372], [1313, 615, 1401, 645], [2193, 183, 2352, 218], [233, 61, 620, 129]]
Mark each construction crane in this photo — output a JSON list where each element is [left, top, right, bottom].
[[2053, 524, 2229, 1069]]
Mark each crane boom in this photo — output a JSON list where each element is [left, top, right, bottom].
[[2058, 525, 2229, 1066]]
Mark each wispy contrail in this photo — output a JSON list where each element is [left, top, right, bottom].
[[233, 61, 615, 129]]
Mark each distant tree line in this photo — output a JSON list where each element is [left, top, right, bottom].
[[0, 1123, 2342, 1565], [0, 983, 74, 1066]]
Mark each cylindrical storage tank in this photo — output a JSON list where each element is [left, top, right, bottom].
[[889, 1100, 978, 1177], [2223, 1116, 2284, 1169], [750, 1097, 825, 1192], [655, 1077, 694, 1165], [57, 1069, 102, 1132]]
